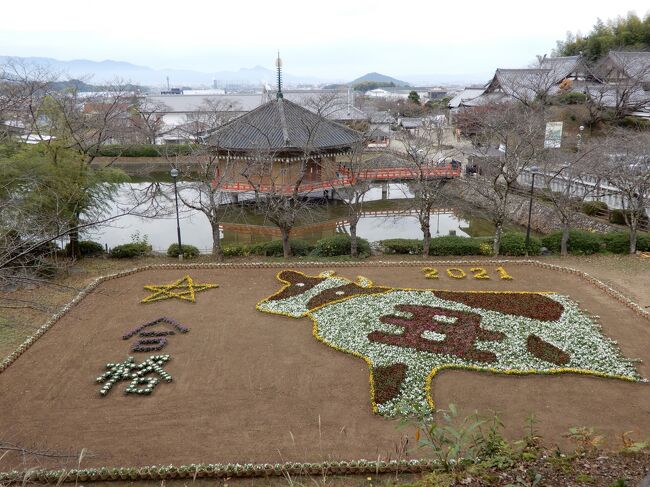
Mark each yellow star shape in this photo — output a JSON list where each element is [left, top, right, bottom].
[[141, 275, 218, 304]]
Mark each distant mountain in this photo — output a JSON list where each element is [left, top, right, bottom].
[[0, 56, 325, 87], [210, 65, 324, 86], [48, 79, 145, 92], [401, 73, 491, 86], [350, 72, 410, 87]]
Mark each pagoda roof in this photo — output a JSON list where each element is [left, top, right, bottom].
[[206, 97, 363, 152]]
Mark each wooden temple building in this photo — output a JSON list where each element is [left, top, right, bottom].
[[207, 59, 364, 195]]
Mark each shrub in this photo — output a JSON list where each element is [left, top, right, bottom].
[[167, 243, 200, 259], [428, 236, 483, 256], [541, 230, 602, 255], [609, 209, 648, 226], [557, 91, 587, 105], [221, 243, 249, 257], [499, 232, 541, 256], [312, 234, 371, 257], [381, 239, 423, 255], [248, 239, 313, 257], [110, 242, 151, 259], [478, 242, 493, 256], [602, 231, 650, 253], [65, 240, 105, 257], [617, 116, 650, 130], [638, 233, 650, 252], [609, 209, 627, 225], [582, 201, 608, 216]]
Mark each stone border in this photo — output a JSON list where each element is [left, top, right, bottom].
[[1, 259, 648, 375], [0, 459, 434, 483]]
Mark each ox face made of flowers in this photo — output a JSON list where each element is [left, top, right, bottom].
[[257, 270, 644, 417]]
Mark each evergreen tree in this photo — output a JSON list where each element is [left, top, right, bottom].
[[555, 13, 650, 61], [408, 90, 421, 105]]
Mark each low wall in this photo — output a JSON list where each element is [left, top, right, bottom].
[[448, 179, 618, 234]]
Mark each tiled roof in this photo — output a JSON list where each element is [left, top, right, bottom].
[[369, 111, 396, 124], [607, 51, 650, 82], [539, 56, 581, 80], [206, 98, 363, 151], [448, 87, 486, 108], [462, 92, 510, 107], [399, 117, 423, 129]]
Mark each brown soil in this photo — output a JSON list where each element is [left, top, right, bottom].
[[0, 262, 649, 472]]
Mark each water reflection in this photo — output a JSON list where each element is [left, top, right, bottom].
[[88, 182, 501, 252]]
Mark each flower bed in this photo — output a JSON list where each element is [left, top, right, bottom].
[[122, 317, 189, 352], [96, 355, 172, 396], [257, 270, 644, 417], [141, 275, 218, 304]]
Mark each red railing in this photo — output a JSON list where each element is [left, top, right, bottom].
[[219, 165, 461, 194], [357, 166, 461, 180]]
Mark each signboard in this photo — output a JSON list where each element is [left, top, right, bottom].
[[544, 122, 563, 149]]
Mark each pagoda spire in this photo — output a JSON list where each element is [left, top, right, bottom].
[[276, 51, 283, 99]]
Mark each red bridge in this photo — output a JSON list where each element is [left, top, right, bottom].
[[219, 164, 461, 194]]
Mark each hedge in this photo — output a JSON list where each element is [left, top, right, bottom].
[[311, 234, 371, 257], [65, 240, 104, 257], [167, 243, 200, 259], [381, 239, 423, 255], [602, 231, 650, 253], [94, 144, 197, 158], [382, 236, 497, 256], [428, 236, 485, 256], [499, 232, 542, 256], [109, 242, 151, 259], [541, 230, 602, 255], [248, 239, 313, 257]]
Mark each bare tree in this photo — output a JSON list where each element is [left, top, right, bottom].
[[240, 148, 315, 259], [0, 59, 57, 143], [35, 79, 136, 163], [170, 147, 242, 259], [130, 97, 169, 144], [458, 102, 546, 254], [334, 140, 374, 257], [536, 144, 603, 256], [396, 118, 456, 256], [598, 130, 650, 253]]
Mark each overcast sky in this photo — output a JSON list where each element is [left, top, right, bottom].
[[1, 0, 649, 80]]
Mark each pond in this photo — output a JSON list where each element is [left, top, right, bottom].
[[86, 182, 528, 253]]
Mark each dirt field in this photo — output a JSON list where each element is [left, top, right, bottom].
[[0, 262, 649, 471]]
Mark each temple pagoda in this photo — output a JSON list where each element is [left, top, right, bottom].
[[207, 56, 363, 194]]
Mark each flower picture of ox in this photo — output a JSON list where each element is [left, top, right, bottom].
[[256, 270, 644, 417]]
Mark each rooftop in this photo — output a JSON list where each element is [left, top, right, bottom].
[[206, 97, 363, 152], [606, 51, 650, 82]]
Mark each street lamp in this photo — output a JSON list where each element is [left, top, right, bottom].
[[577, 125, 584, 151], [525, 166, 539, 256], [170, 167, 183, 261]]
